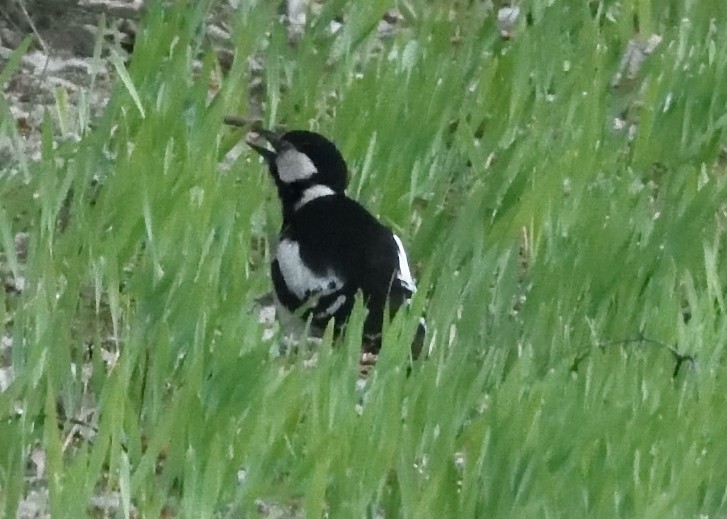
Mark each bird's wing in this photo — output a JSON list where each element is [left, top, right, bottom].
[[392, 234, 417, 295], [359, 229, 426, 355], [389, 234, 426, 357]]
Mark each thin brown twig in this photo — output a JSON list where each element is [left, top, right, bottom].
[[570, 331, 696, 378]]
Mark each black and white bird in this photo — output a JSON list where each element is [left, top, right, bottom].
[[244, 127, 426, 357]]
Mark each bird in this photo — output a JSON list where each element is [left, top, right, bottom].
[[242, 126, 426, 358]]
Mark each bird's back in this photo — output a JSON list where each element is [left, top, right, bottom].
[[280, 195, 400, 296]]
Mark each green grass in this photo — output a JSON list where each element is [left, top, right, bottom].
[[2, 0, 727, 517]]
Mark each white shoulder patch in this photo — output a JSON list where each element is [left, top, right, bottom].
[[294, 185, 336, 211], [276, 149, 318, 183], [393, 234, 417, 293], [276, 239, 343, 300]]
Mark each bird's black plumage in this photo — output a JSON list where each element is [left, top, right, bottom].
[[247, 128, 425, 356]]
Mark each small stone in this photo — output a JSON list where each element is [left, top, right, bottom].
[[497, 6, 520, 39]]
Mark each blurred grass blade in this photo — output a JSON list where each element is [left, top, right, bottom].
[[0, 36, 32, 87], [109, 49, 146, 118]]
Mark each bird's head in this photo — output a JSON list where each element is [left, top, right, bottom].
[[247, 129, 348, 195]]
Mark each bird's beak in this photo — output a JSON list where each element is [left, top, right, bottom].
[[258, 129, 285, 151], [223, 116, 286, 168], [245, 129, 285, 163]]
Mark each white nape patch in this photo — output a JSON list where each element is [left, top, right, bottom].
[[277, 239, 343, 300], [294, 185, 336, 211], [276, 149, 318, 183], [393, 234, 417, 293]]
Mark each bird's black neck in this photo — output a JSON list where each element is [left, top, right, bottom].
[[276, 180, 338, 224]]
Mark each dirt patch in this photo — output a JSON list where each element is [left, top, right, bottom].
[[1, 1, 142, 164]]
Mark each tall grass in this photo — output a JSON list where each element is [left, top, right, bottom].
[[1, 0, 726, 517]]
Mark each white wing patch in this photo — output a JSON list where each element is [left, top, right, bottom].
[[276, 239, 342, 300], [393, 234, 417, 293], [276, 149, 318, 183], [294, 185, 335, 211]]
